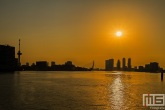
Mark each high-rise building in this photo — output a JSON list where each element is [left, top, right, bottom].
[[122, 58, 126, 70], [150, 62, 159, 72], [51, 61, 56, 67], [105, 59, 114, 71], [0, 45, 16, 71], [117, 59, 121, 70], [145, 64, 150, 72], [128, 58, 132, 70]]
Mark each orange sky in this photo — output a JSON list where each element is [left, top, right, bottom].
[[1, 0, 165, 69]]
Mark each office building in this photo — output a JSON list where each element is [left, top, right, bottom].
[[122, 58, 126, 70], [128, 58, 132, 70], [117, 59, 121, 70], [150, 62, 159, 72], [145, 64, 150, 72], [105, 59, 114, 71], [0, 45, 16, 71]]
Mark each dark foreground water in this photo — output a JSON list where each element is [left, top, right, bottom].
[[0, 71, 164, 110]]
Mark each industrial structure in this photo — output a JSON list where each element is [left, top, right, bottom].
[[17, 39, 22, 67]]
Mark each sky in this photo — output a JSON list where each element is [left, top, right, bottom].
[[0, 0, 165, 69]]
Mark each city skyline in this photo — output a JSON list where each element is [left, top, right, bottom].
[[1, 37, 164, 69], [1, 43, 161, 72], [1, 0, 165, 68]]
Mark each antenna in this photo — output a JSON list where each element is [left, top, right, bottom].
[[19, 39, 20, 51]]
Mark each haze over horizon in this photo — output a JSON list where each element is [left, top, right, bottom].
[[1, 0, 165, 69]]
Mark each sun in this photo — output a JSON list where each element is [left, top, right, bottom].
[[116, 31, 122, 37]]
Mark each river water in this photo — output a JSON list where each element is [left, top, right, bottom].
[[0, 71, 164, 110]]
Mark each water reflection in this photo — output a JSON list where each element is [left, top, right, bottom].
[[0, 71, 165, 110], [109, 73, 124, 109]]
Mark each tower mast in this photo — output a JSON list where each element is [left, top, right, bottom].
[[17, 39, 22, 67]]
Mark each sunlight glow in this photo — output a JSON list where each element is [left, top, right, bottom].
[[116, 31, 122, 37]]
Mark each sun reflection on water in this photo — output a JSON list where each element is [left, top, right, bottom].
[[109, 74, 124, 109]]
